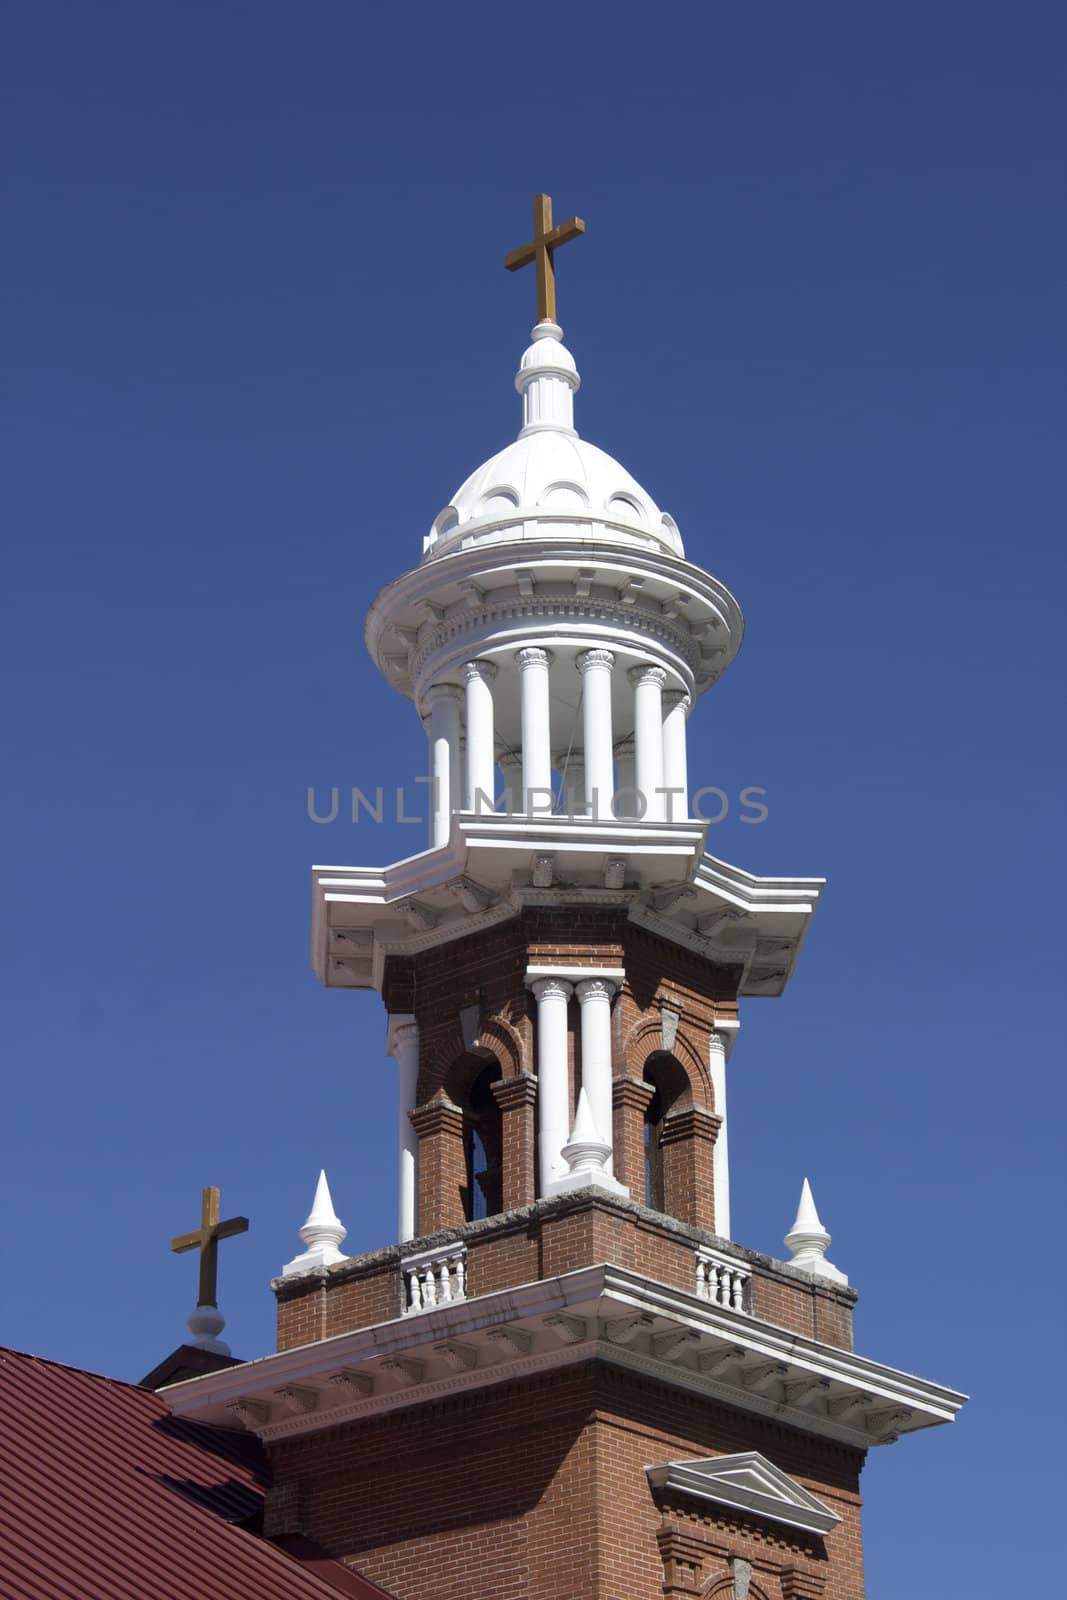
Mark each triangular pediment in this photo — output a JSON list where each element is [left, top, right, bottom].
[[646, 1450, 841, 1536]]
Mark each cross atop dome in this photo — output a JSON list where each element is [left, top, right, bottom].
[[504, 193, 585, 323]]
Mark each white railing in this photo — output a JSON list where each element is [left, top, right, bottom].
[[695, 1249, 750, 1313], [401, 1243, 467, 1314]]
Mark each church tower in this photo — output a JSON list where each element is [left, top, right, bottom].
[[164, 197, 965, 1600]]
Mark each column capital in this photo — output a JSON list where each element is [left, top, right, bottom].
[[575, 975, 618, 1003], [628, 662, 668, 689], [576, 647, 615, 673], [387, 1014, 418, 1059], [514, 645, 554, 669], [463, 658, 498, 684], [427, 680, 464, 706], [662, 689, 692, 714], [527, 975, 574, 1003], [491, 1072, 539, 1112]]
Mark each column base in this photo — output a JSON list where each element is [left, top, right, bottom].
[[543, 1169, 630, 1200]]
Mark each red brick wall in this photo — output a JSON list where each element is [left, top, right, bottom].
[[274, 1196, 855, 1355], [267, 1364, 866, 1600]]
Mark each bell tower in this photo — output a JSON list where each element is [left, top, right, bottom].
[[163, 198, 965, 1600]]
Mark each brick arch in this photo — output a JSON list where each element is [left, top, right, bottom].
[[703, 1578, 775, 1600], [477, 1012, 525, 1078], [621, 1012, 713, 1112]]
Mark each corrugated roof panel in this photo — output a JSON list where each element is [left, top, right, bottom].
[[0, 1346, 394, 1600]]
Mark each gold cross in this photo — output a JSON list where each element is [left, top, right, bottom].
[[170, 1186, 248, 1309], [504, 193, 586, 324]]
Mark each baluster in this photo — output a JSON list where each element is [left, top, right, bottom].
[[454, 1252, 466, 1300], [731, 1272, 745, 1312], [695, 1258, 706, 1298], [422, 1265, 437, 1307], [438, 1258, 452, 1302], [407, 1268, 421, 1312]]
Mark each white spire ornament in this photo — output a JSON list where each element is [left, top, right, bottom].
[[282, 1170, 349, 1278], [784, 1178, 847, 1285], [544, 1089, 629, 1199]]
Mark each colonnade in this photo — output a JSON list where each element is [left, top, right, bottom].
[[425, 648, 692, 845], [528, 973, 618, 1192], [389, 999, 731, 1240]]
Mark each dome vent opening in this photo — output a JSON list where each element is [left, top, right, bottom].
[[478, 487, 520, 518], [606, 492, 647, 527], [540, 481, 589, 512]]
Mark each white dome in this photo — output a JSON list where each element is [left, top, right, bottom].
[[424, 323, 684, 562]]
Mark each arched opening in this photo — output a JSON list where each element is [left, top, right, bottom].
[[443, 1051, 503, 1222], [642, 1051, 692, 1213]]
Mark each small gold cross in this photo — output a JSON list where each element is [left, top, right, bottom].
[[170, 1186, 248, 1309], [504, 193, 585, 324]]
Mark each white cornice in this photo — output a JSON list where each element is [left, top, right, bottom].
[[313, 826, 824, 996], [163, 1264, 965, 1451]]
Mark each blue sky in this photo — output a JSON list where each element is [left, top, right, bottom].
[[2, 3, 1064, 1592]]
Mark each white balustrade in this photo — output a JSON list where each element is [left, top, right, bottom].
[[695, 1249, 750, 1313], [402, 1243, 468, 1313]]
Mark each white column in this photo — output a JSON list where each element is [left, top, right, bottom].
[[576, 649, 615, 819], [558, 751, 585, 817], [463, 659, 497, 813], [628, 663, 667, 820], [529, 977, 573, 1194], [575, 977, 617, 1174], [709, 1029, 730, 1239], [427, 682, 463, 847], [388, 1015, 419, 1243], [515, 646, 554, 813], [613, 736, 636, 818], [661, 690, 691, 822], [497, 748, 522, 815]]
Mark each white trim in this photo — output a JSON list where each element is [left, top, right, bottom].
[[645, 1451, 841, 1537], [163, 1264, 966, 1450]]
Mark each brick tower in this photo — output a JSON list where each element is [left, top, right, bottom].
[[165, 200, 965, 1600]]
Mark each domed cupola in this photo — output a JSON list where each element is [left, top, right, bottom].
[[424, 321, 684, 563]]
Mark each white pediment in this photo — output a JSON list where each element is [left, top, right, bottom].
[[646, 1450, 841, 1536]]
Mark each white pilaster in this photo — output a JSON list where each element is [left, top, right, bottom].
[[629, 663, 667, 820], [662, 690, 691, 823], [463, 659, 497, 814], [528, 976, 573, 1194], [709, 1029, 731, 1239], [427, 682, 463, 847], [515, 646, 554, 814], [577, 648, 615, 819], [388, 1015, 419, 1242], [575, 976, 617, 1175]]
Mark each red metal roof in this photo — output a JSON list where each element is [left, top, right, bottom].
[[0, 1345, 393, 1600]]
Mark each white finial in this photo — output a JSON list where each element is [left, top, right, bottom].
[[562, 1088, 612, 1176], [185, 1302, 231, 1355], [544, 1089, 629, 1199], [515, 322, 580, 437], [281, 1170, 349, 1278], [784, 1178, 848, 1285]]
